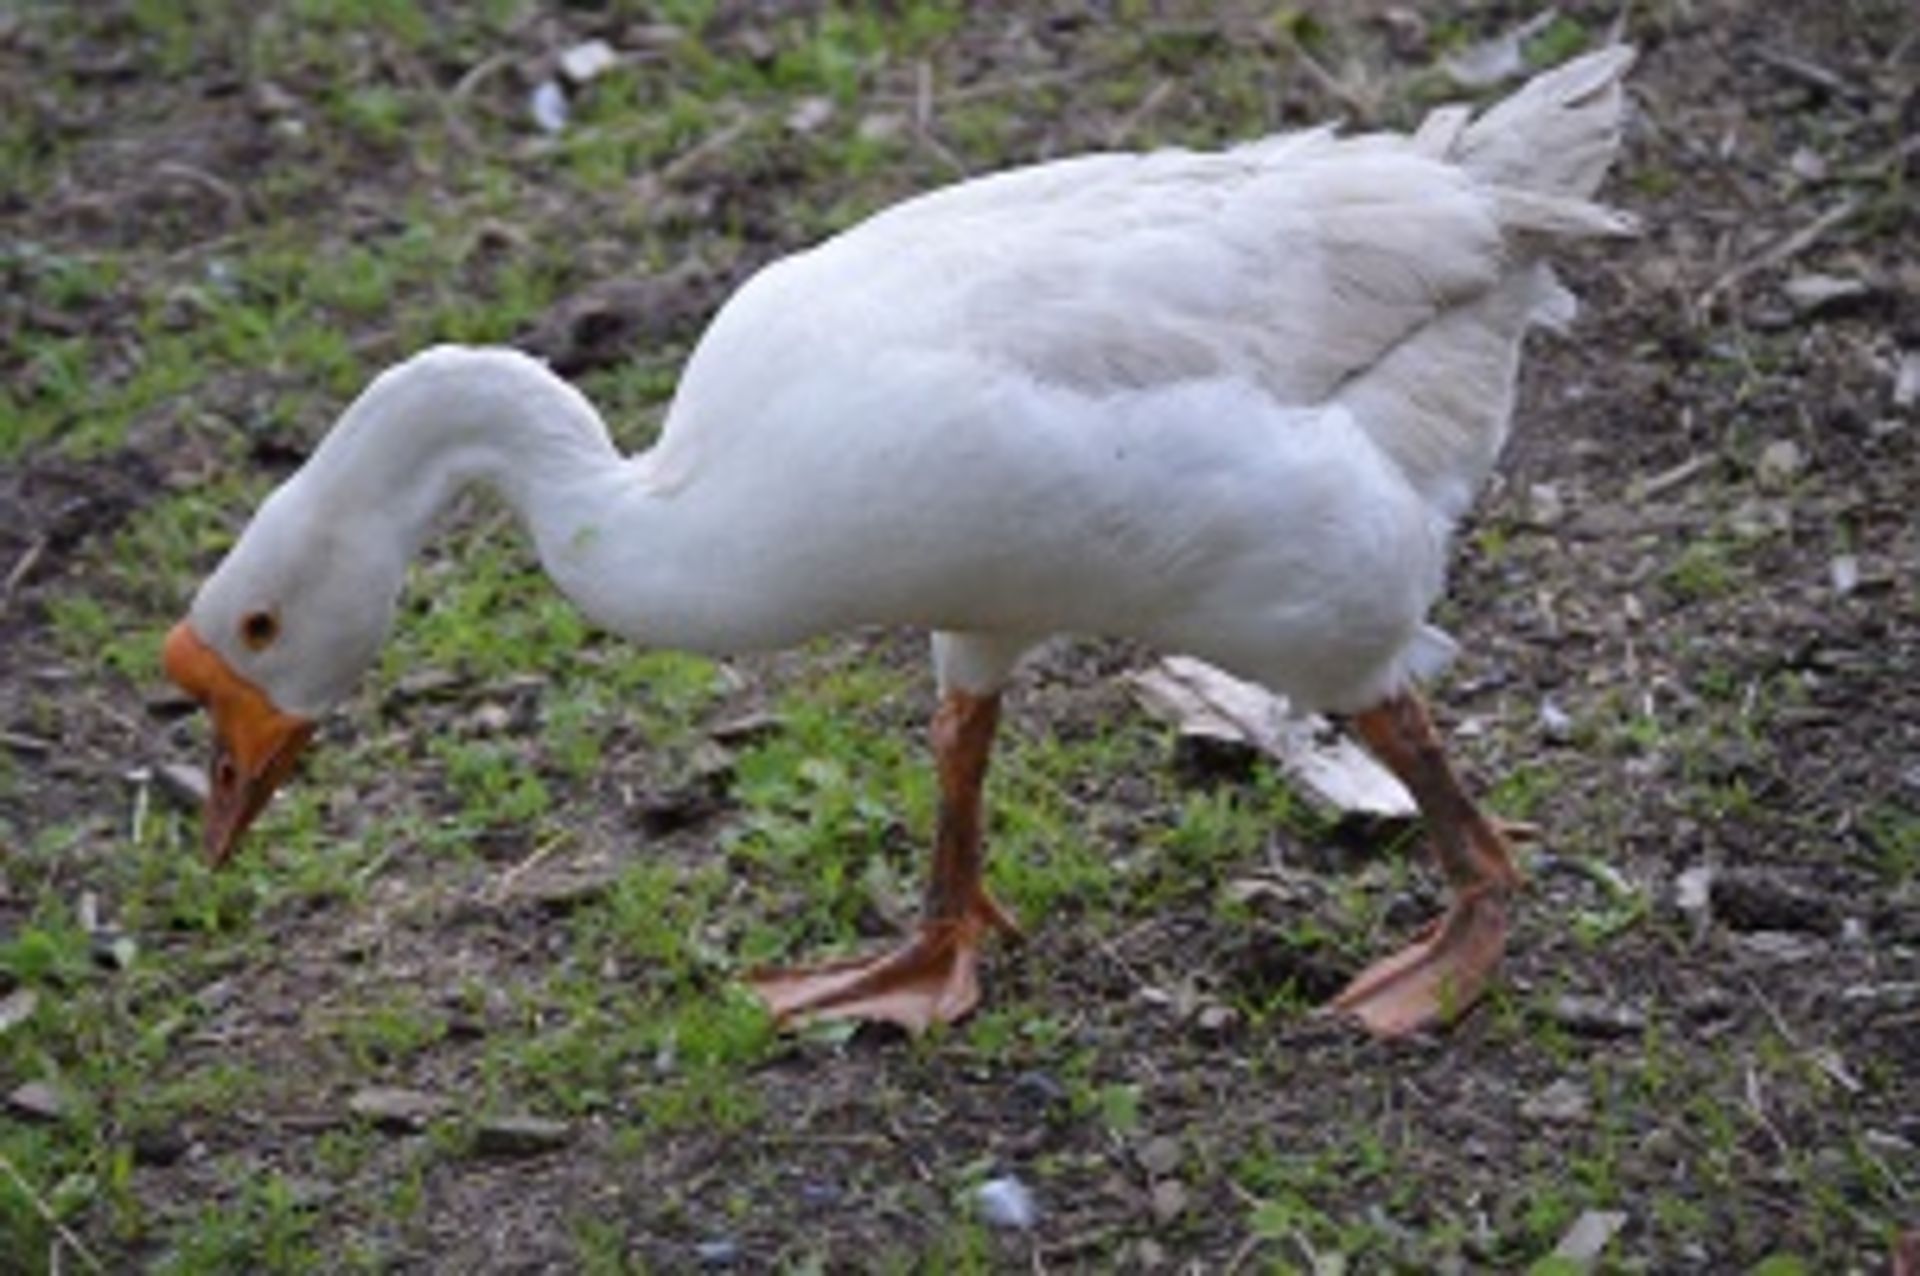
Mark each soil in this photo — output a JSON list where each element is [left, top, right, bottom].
[[1, 1, 1915, 1272]]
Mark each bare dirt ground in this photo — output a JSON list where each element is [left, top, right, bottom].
[[2, 1, 1916, 1272]]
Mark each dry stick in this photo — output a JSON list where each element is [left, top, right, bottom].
[[908, 59, 968, 179], [0, 1151, 106, 1275], [1752, 47, 1872, 105], [1694, 197, 1860, 314], [2, 536, 46, 605], [1106, 79, 1175, 149], [151, 161, 245, 221], [1276, 29, 1375, 125], [485, 828, 572, 904], [657, 114, 755, 186]]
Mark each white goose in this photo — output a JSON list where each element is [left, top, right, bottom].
[[164, 49, 1634, 1038]]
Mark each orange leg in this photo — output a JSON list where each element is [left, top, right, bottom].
[[1329, 690, 1523, 1037], [750, 689, 1020, 1034]]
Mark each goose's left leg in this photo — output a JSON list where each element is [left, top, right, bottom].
[[751, 635, 1030, 1034], [1330, 690, 1524, 1037]]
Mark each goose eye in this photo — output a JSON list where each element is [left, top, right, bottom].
[[240, 609, 280, 651]]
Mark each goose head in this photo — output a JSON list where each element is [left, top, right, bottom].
[[162, 477, 405, 865]]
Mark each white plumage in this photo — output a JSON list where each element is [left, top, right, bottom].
[[169, 49, 1635, 1037]]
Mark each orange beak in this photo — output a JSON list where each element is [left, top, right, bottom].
[[161, 622, 315, 866]]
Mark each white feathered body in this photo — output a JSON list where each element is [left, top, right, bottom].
[[538, 50, 1633, 710]]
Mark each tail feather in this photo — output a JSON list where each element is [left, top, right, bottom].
[[1450, 46, 1635, 199]]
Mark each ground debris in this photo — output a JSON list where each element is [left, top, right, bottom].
[[1546, 994, 1647, 1037], [1129, 657, 1413, 818], [1550, 1209, 1628, 1271], [1521, 1077, 1591, 1124], [558, 39, 618, 85], [348, 1087, 448, 1132], [974, 1175, 1039, 1230], [1710, 870, 1839, 935], [7, 1079, 72, 1122], [1782, 272, 1872, 315], [0, 987, 37, 1035], [151, 760, 209, 809], [474, 1114, 573, 1157]]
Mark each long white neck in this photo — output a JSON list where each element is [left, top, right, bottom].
[[293, 346, 732, 647], [304, 346, 619, 556]]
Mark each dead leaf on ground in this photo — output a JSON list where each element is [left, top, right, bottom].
[[1128, 656, 1414, 819]]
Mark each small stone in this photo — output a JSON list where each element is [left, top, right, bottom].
[[90, 930, 137, 971], [707, 710, 783, 745], [1137, 1135, 1182, 1177], [786, 95, 834, 133], [132, 1126, 190, 1166], [1674, 865, 1714, 938], [857, 112, 905, 142], [474, 1114, 573, 1157], [1192, 1001, 1241, 1043], [1830, 554, 1860, 596], [1711, 871, 1838, 935], [694, 1238, 738, 1267], [558, 38, 618, 84], [154, 761, 210, 809], [1756, 439, 1805, 485], [1521, 1077, 1590, 1125], [1787, 146, 1828, 182], [1149, 1177, 1189, 1224], [1527, 482, 1565, 526], [529, 80, 568, 134], [1894, 351, 1920, 410], [1379, 6, 1429, 57], [1011, 1069, 1068, 1116], [468, 701, 514, 734], [1737, 930, 1826, 962], [1548, 994, 1646, 1038], [1840, 982, 1920, 1012], [0, 987, 37, 1035], [249, 79, 301, 118], [7, 1079, 70, 1122], [1538, 697, 1574, 743], [1783, 272, 1870, 314], [348, 1087, 447, 1132], [974, 1175, 1038, 1230], [1552, 1209, 1628, 1269]]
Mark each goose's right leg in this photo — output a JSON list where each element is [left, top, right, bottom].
[[1329, 690, 1523, 1037]]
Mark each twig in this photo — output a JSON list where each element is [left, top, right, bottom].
[[2, 536, 46, 603], [1635, 454, 1711, 501], [1, 729, 55, 756], [1752, 47, 1872, 106], [1222, 1229, 1265, 1275], [451, 51, 515, 103], [485, 828, 572, 903], [0, 1151, 106, 1274], [350, 838, 410, 888], [150, 161, 245, 222], [1106, 79, 1175, 149], [1745, 976, 1801, 1048], [1695, 198, 1859, 313], [1744, 1064, 1791, 1160], [657, 113, 755, 186], [909, 60, 967, 180], [1277, 28, 1374, 125]]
